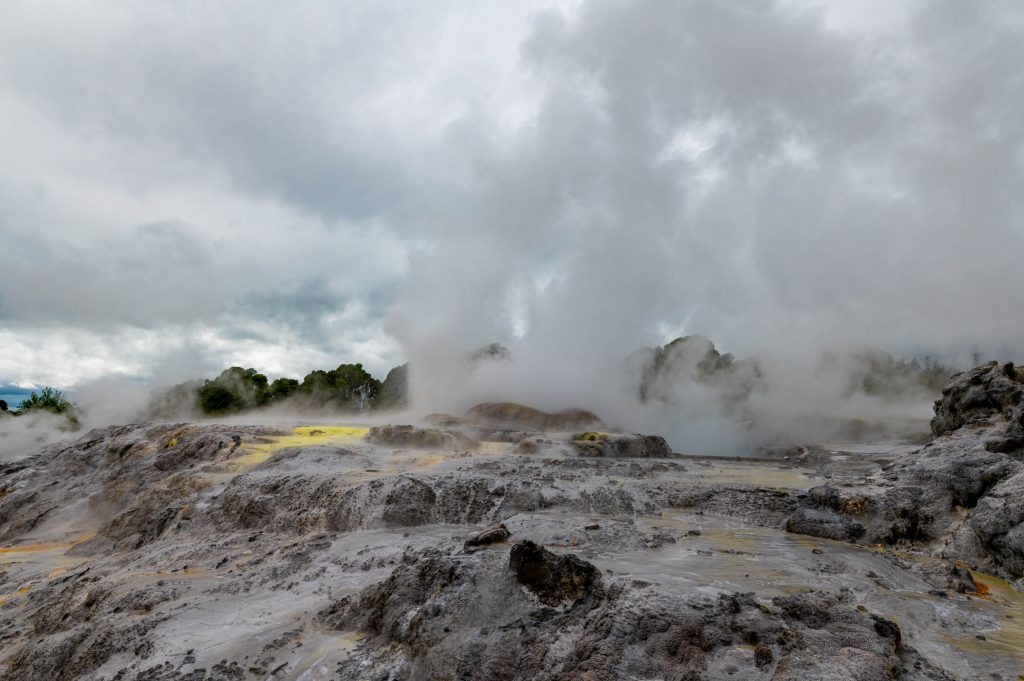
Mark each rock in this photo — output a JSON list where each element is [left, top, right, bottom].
[[508, 540, 601, 607], [465, 402, 604, 432], [931, 361, 1024, 452], [422, 412, 466, 427], [365, 424, 478, 450], [780, 363, 1024, 579], [968, 469, 1024, 576], [471, 342, 511, 362], [314, 547, 905, 681], [375, 363, 409, 409], [870, 614, 902, 649], [570, 432, 673, 458], [785, 507, 865, 542], [947, 565, 977, 594], [0, 399, 7, 412], [464, 523, 511, 552]]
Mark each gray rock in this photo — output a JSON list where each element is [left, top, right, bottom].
[[570, 432, 673, 458], [464, 523, 511, 551], [365, 424, 478, 450], [969, 469, 1024, 577], [786, 507, 865, 541]]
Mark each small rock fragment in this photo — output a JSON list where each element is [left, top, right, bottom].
[[464, 523, 511, 552]]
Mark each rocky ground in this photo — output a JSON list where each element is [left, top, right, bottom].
[[1, 370, 1023, 680]]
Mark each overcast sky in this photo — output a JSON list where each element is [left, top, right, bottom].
[[1, 0, 1022, 391]]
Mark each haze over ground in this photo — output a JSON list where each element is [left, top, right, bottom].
[[1, 1, 1022, 447]]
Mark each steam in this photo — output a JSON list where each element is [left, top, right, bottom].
[[2, 1, 1023, 454], [385, 0, 1024, 450]]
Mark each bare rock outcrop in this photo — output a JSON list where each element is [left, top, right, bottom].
[[786, 361, 1024, 578], [315, 545, 906, 681]]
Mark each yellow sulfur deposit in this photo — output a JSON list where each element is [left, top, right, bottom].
[[226, 426, 369, 471]]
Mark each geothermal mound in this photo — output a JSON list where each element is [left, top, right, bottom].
[[464, 401, 605, 431], [0, 383, 1022, 679]]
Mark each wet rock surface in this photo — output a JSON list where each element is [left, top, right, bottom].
[[785, 362, 1024, 581], [314, 543, 909, 681], [0, 383, 1022, 679]]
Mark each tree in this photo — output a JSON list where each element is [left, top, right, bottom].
[[266, 377, 300, 403], [15, 387, 76, 416], [300, 363, 380, 409], [195, 367, 269, 414], [196, 383, 241, 414]]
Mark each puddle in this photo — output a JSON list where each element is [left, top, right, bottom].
[[687, 461, 824, 490]]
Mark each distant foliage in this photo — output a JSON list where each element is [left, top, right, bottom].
[[299, 363, 380, 409], [843, 350, 952, 399], [15, 387, 77, 417], [186, 363, 384, 415]]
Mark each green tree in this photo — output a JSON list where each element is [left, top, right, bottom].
[[15, 387, 76, 416], [196, 367, 269, 414], [266, 377, 300, 403], [300, 363, 380, 409], [196, 383, 241, 414]]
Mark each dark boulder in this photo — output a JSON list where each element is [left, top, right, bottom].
[[508, 540, 601, 607], [785, 507, 865, 542]]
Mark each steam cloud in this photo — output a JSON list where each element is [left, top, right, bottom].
[[1, 1, 1022, 453]]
